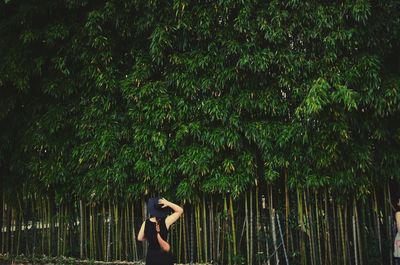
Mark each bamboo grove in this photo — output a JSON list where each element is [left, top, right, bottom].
[[1, 0, 400, 265], [0, 185, 398, 265]]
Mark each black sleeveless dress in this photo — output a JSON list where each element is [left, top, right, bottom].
[[144, 217, 174, 265]]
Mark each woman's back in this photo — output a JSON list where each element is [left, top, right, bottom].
[[144, 218, 168, 250]]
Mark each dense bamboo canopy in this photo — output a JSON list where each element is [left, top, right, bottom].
[[1, 1, 400, 264], [1, 0, 399, 202]]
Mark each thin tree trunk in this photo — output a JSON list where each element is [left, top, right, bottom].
[[270, 186, 279, 265], [315, 191, 322, 265], [131, 203, 138, 261], [245, 192, 250, 265], [107, 201, 112, 261], [323, 189, 330, 265], [10, 206, 14, 255], [284, 169, 290, 254], [0, 190, 3, 254], [262, 194, 270, 265], [124, 203, 128, 260], [297, 188, 306, 265], [80, 200, 84, 259], [196, 203, 202, 262], [115, 203, 119, 261], [255, 185, 260, 265], [352, 199, 358, 265], [355, 199, 363, 265], [190, 207, 194, 264], [305, 191, 315, 265], [178, 207, 183, 263], [89, 204, 93, 259], [250, 189, 254, 265], [224, 196, 230, 265], [230, 195, 237, 264], [374, 190, 382, 257], [339, 204, 346, 264], [183, 208, 188, 263], [24, 196, 30, 256], [0, 192, 4, 254], [210, 196, 214, 262], [203, 195, 208, 263]]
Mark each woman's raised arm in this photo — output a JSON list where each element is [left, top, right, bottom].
[[158, 198, 183, 229]]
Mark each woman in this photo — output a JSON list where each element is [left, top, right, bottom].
[[395, 197, 400, 265], [138, 197, 183, 265]]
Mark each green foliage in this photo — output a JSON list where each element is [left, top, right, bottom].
[[0, 0, 399, 202]]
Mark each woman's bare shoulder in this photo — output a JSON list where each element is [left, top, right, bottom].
[[396, 211, 400, 219]]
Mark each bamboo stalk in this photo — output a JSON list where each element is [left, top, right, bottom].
[[353, 199, 358, 265], [89, 204, 93, 259], [44, 197, 47, 255], [183, 207, 187, 263], [24, 195, 30, 256], [203, 195, 208, 263], [10, 206, 14, 255], [250, 189, 254, 265], [80, 200, 84, 259], [373, 190, 382, 256], [245, 192, 250, 265], [57, 204, 60, 256], [16, 195, 23, 255], [1, 192, 4, 254], [297, 188, 306, 265], [210, 196, 215, 262], [383, 182, 390, 250], [270, 186, 279, 265], [0, 190, 3, 254], [48, 198, 51, 256], [305, 190, 315, 265], [196, 203, 202, 262], [190, 206, 194, 264], [339, 204, 346, 264], [63, 204, 67, 256], [315, 191, 322, 265], [102, 203, 106, 261], [40, 197, 44, 255], [195, 204, 199, 262], [355, 198, 362, 265], [131, 203, 138, 261], [93, 204, 97, 259], [261, 195, 270, 265], [115, 203, 119, 261], [323, 190, 330, 265], [229, 194, 237, 263], [124, 203, 128, 260], [345, 202, 351, 265], [284, 169, 290, 254], [178, 208, 182, 263], [118, 203, 122, 260], [255, 185, 260, 265], [106, 201, 112, 261], [224, 196, 231, 265], [221, 201, 225, 265], [332, 198, 339, 262]]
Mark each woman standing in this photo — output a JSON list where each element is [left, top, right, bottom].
[[138, 197, 183, 265], [394, 198, 400, 265]]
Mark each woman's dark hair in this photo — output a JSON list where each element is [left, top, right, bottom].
[[149, 215, 162, 223], [390, 180, 400, 212]]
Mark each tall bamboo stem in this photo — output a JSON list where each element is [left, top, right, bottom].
[[203, 195, 208, 263], [245, 191, 250, 265], [229, 195, 237, 263]]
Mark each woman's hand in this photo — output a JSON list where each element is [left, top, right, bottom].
[[158, 198, 170, 208], [159, 198, 183, 230]]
